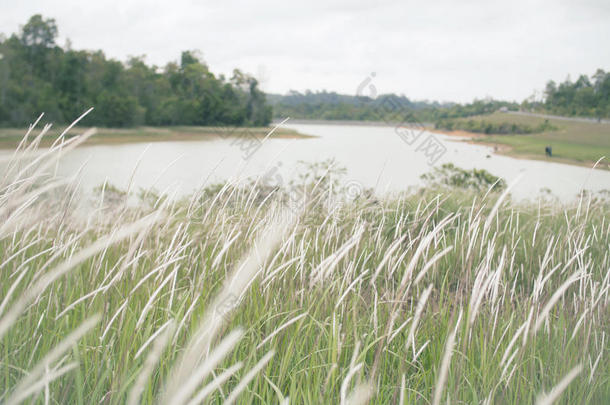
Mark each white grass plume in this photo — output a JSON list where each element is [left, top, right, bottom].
[[166, 328, 244, 405], [163, 212, 293, 402], [187, 361, 244, 405], [405, 284, 433, 351], [256, 312, 308, 349], [432, 310, 462, 405], [344, 382, 373, 405], [535, 364, 582, 405], [127, 320, 175, 405], [6, 315, 100, 405], [0, 211, 162, 340], [224, 350, 276, 405]]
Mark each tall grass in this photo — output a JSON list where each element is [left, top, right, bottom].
[[0, 116, 608, 404]]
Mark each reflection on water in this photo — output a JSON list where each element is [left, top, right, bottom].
[[7, 123, 609, 202]]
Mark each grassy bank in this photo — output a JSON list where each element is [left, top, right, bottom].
[[0, 128, 608, 404], [433, 112, 610, 169], [0, 125, 311, 149]]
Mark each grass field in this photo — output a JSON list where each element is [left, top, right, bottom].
[[0, 125, 310, 149], [0, 125, 608, 404], [436, 112, 610, 169]]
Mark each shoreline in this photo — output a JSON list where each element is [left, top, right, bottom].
[[426, 127, 609, 171], [276, 118, 435, 127], [0, 126, 316, 149], [2, 120, 606, 171], [281, 117, 609, 171]]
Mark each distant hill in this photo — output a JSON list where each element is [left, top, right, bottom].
[[267, 90, 450, 122], [269, 68, 610, 123], [267, 90, 516, 123]]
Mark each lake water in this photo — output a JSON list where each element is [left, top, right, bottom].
[[14, 123, 610, 202]]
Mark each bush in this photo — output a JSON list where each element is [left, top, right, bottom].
[[435, 118, 557, 134], [421, 163, 506, 191]]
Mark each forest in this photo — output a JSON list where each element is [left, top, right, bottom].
[[0, 15, 272, 127], [539, 71, 610, 118]]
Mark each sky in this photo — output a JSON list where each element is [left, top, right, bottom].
[[1, 0, 609, 103]]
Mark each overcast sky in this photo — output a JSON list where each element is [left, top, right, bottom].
[[1, 0, 609, 103]]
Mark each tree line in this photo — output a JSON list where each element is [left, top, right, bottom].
[[539, 70, 610, 119], [268, 91, 519, 123], [270, 70, 610, 124], [0, 15, 271, 127], [435, 118, 556, 135]]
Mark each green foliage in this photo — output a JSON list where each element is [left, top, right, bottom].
[[457, 112, 610, 166], [428, 99, 519, 121], [421, 163, 507, 191], [0, 15, 271, 127], [92, 182, 127, 206], [20, 15, 58, 48], [436, 117, 557, 134], [541, 70, 610, 119], [268, 90, 519, 123], [270, 71, 610, 124], [269, 91, 421, 121]]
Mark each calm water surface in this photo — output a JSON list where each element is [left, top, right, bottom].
[[16, 123, 610, 202]]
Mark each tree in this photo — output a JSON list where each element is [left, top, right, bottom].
[[20, 14, 58, 48], [543, 71, 610, 118], [544, 81, 557, 102]]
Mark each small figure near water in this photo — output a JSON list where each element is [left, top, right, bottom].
[[545, 146, 552, 157]]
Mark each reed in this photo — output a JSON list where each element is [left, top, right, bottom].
[[0, 117, 608, 403]]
